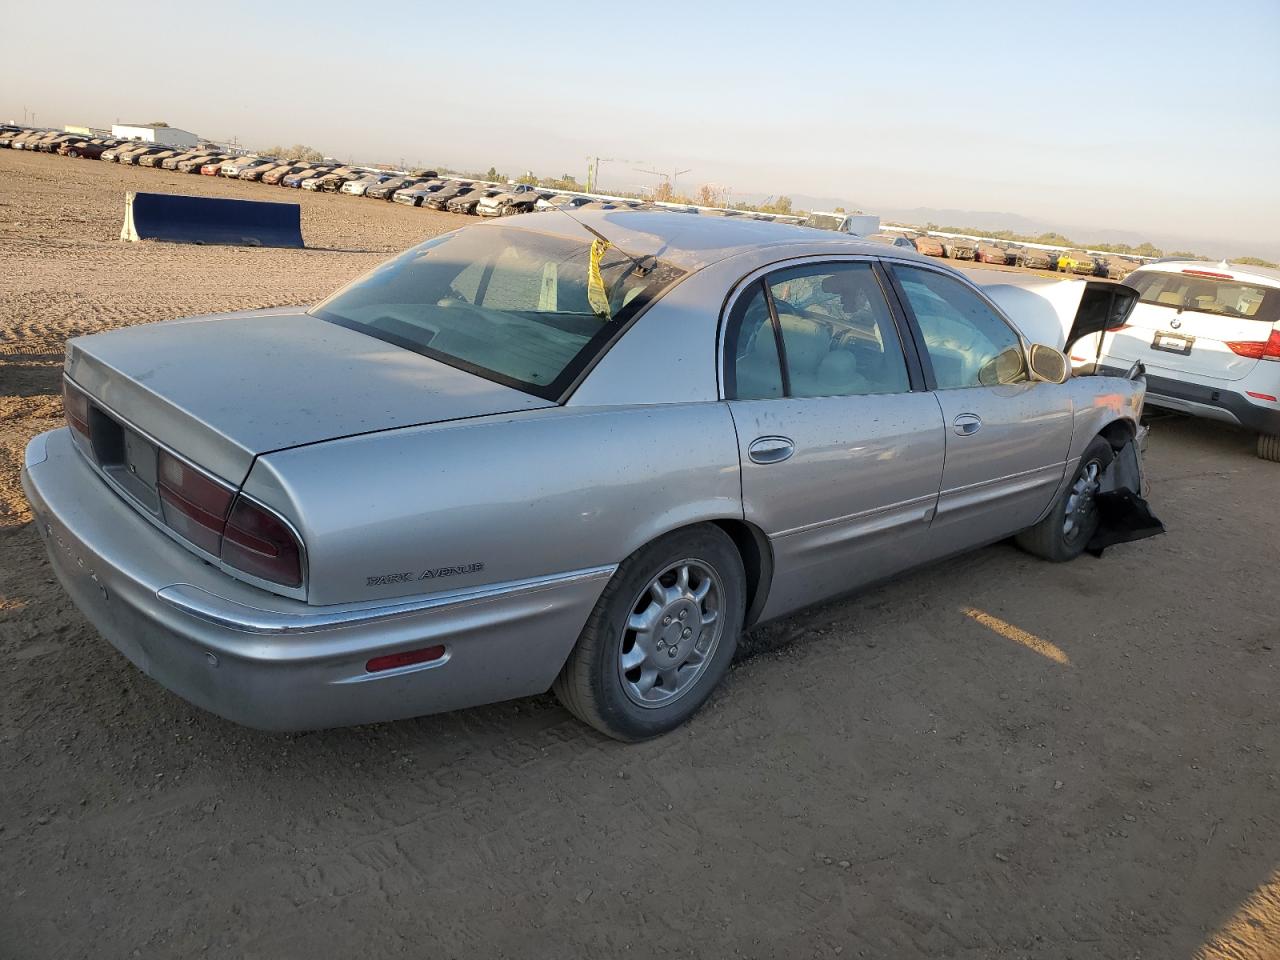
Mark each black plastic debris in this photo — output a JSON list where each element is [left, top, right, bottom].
[[1086, 436, 1165, 557]]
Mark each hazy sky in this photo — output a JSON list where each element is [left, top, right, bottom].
[[5, 0, 1278, 252]]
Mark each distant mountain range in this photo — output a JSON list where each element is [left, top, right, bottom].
[[758, 195, 1278, 263]]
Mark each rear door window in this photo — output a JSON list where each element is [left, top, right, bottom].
[[766, 263, 911, 398], [726, 263, 912, 400]]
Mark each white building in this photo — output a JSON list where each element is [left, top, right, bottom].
[[110, 124, 198, 148], [64, 125, 111, 138]]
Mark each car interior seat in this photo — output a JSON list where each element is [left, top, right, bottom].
[[734, 302, 784, 399]]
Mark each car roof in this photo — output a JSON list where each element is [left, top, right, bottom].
[[499, 209, 925, 272]]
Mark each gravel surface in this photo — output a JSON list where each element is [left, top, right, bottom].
[[1, 149, 1277, 960]]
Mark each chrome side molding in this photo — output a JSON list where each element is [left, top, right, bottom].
[[158, 564, 618, 636]]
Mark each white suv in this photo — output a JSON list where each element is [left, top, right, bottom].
[[1085, 260, 1280, 461]]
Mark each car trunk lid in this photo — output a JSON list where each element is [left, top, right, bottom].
[[64, 307, 553, 483]]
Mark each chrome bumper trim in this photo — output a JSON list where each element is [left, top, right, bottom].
[[158, 564, 618, 636]]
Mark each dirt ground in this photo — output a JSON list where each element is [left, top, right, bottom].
[[1, 149, 1277, 960]]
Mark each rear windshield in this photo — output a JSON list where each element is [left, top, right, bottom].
[[1128, 270, 1278, 322], [312, 225, 685, 400]]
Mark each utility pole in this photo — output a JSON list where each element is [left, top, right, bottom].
[[585, 156, 641, 193]]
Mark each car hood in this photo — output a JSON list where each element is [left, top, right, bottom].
[[64, 307, 553, 482]]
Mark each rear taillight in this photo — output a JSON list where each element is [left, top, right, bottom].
[[157, 450, 234, 554], [62, 380, 90, 438], [221, 497, 303, 588], [156, 451, 303, 587], [62, 385, 304, 589], [1227, 330, 1280, 361]]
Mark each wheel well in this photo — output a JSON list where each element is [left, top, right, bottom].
[[709, 519, 773, 628], [1098, 418, 1136, 450]]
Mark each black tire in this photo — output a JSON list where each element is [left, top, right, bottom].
[[1259, 433, 1280, 463], [1016, 435, 1115, 562], [553, 525, 746, 741]]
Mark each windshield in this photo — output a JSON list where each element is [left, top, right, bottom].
[[1128, 270, 1277, 321], [311, 225, 686, 399]]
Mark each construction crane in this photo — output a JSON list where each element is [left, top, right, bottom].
[[585, 156, 642, 193]]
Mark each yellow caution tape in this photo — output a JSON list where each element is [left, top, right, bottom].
[[587, 238, 611, 319]]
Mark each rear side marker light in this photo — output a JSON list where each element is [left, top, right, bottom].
[[1247, 391, 1277, 403], [366, 645, 446, 673]]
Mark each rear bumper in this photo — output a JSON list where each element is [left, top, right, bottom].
[[1100, 365, 1280, 435], [22, 428, 612, 731]]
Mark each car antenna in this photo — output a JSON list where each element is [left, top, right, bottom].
[[554, 205, 656, 276]]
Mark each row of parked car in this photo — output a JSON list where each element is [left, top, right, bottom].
[[0, 125, 800, 223], [863, 230, 1137, 279], [1, 126, 1141, 278]]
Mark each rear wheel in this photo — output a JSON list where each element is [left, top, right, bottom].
[[553, 525, 745, 741], [1016, 436, 1115, 561], [1259, 433, 1280, 463]]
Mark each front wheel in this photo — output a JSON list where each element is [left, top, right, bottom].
[[1259, 433, 1280, 463], [553, 525, 745, 741], [1016, 436, 1115, 561]]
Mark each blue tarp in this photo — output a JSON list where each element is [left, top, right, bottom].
[[120, 191, 304, 248]]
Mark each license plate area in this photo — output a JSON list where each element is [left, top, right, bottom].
[[90, 408, 161, 514], [1152, 331, 1194, 356]]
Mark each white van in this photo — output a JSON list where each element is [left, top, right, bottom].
[[802, 212, 880, 236], [1084, 261, 1280, 461]]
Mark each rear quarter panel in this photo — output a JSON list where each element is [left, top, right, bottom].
[[242, 403, 743, 605]]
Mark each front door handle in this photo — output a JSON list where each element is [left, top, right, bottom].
[[952, 414, 983, 437], [748, 436, 795, 464]]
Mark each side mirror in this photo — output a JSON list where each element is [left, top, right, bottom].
[[978, 345, 1027, 386], [1028, 343, 1069, 384]]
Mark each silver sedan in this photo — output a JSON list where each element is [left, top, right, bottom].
[[22, 212, 1146, 740]]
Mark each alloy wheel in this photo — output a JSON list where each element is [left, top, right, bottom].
[[1063, 459, 1103, 544], [618, 559, 724, 708]]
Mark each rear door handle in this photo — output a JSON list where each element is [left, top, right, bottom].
[[952, 414, 982, 437], [748, 436, 795, 464]]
